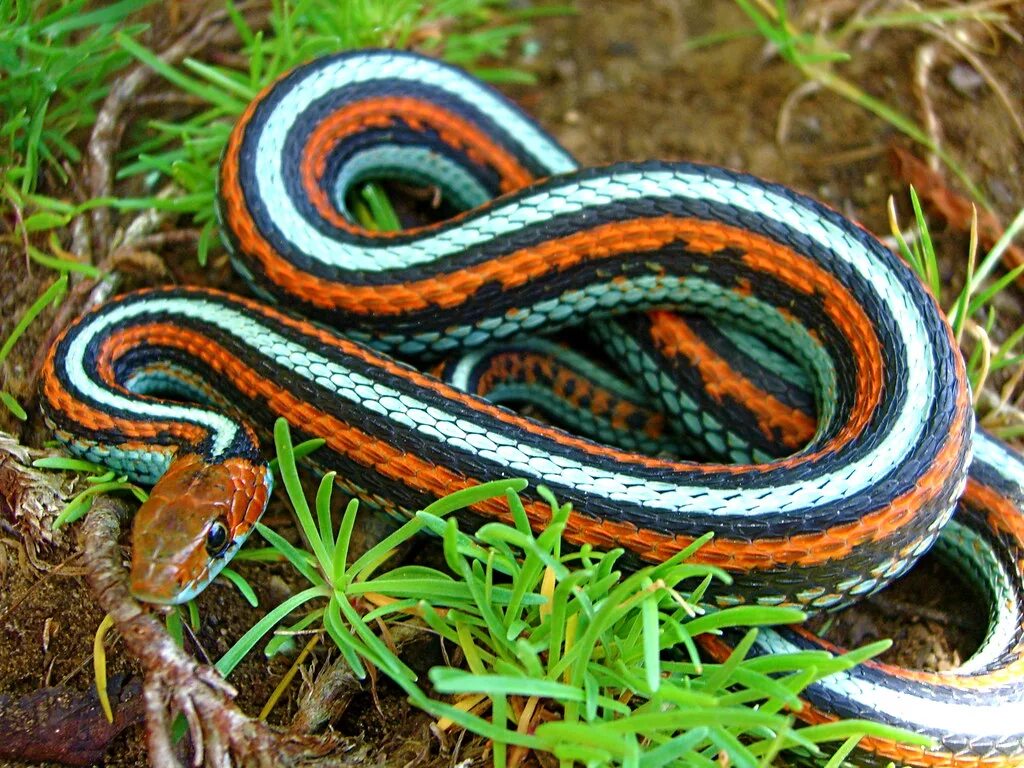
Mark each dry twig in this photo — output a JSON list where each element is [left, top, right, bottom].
[[79, 2, 267, 260], [79, 496, 366, 767]]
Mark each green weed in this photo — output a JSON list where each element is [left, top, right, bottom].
[[208, 418, 926, 766], [731, 0, 1014, 206]]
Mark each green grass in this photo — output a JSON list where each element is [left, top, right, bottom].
[[730, 0, 1014, 207], [32, 453, 148, 529], [0, 274, 67, 419], [1, 0, 153, 419], [205, 418, 927, 767], [111, 0, 557, 264], [0, 0, 152, 196], [890, 188, 1024, 406], [0, 0, 553, 420]]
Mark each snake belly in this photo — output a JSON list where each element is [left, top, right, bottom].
[[39, 49, 1024, 765]]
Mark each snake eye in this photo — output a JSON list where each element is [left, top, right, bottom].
[[205, 520, 230, 557]]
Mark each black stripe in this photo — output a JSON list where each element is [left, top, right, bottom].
[[119, 290, 958, 539], [675, 315, 816, 415], [598, 313, 819, 459]]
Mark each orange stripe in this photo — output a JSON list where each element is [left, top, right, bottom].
[[221, 174, 898, 366], [94, 294, 969, 573], [677, 224, 888, 454], [646, 310, 816, 451], [41, 328, 206, 447], [698, 635, 1017, 767], [298, 96, 534, 232]]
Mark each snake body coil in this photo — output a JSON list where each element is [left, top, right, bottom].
[[41, 51, 1023, 765]]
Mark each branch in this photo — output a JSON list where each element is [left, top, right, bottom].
[[79, 3, 267, 258], [79, 496, 362, 767]]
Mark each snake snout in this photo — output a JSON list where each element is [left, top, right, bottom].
[[128, 452, 272, 604], [129, 551, 195, 605]]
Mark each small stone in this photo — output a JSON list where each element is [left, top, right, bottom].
[[791, 115, 821, 143], [554, 58, 576, 80], [607, 40, 637, 57], [947, 62, 985, 96], [584, 69, 607, 96], [521, 39, 541, 61], [265, 575, 293, 605]]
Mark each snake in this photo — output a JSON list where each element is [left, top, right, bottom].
[[39, 50, 1023, 765]]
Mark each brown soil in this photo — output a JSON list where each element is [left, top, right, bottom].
[[1, 2, 1022, 766]]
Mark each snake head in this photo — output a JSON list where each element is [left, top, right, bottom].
[[129, 453, 272, 605]]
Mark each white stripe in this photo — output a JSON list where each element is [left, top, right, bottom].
[[975, 431, 1024, 487], [257, 52, 573, 214], [246, 51, 942, 517], [87, 297, 932, 518], [754, 630, 1024, 739], [65, 307, 240, 458]]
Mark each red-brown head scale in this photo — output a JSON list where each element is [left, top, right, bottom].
[[130, 453, 271, 604]]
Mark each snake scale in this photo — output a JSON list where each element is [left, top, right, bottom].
[[41, 51, 1024, 765]]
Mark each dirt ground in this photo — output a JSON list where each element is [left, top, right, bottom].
[[1, 1, 1022, 766]]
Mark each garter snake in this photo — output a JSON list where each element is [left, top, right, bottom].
[[40, 50, 1023, 766]]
